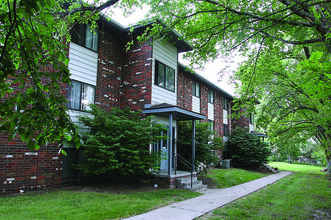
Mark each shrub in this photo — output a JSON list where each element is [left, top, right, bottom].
[[177, 121, 223, 171], [226, 128, 270, 168], [75, 105, 167, 181]]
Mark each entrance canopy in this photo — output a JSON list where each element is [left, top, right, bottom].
[[142, 103, 205, 176], [142, 103, 205, 121], [250, 131, 268, 138]]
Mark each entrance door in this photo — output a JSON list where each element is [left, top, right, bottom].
[[160, 131, 168, 170], [161, 127, 176, 171], [153, 127, 175, 171]]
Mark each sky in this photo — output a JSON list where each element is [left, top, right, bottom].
[[105, 5, 241, 96]]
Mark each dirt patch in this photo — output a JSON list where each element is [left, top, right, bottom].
[[1, 179, 171, 198], [58, 180, 170, 194]]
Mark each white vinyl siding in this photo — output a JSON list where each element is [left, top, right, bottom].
[[249, 124, 254, 132], [192, 96, 200, 113], [68, 42, 98, 86], [208, 103, 214, 120], [223, 109, 228, 125], [68, 42, 98, 133], [152, 40, 177, 106]]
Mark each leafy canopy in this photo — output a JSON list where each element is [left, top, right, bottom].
[[0, 0, 120, 150], [137, 0, 331, 167]]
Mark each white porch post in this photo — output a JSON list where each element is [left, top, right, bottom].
[[192, 119, 196, 172], [168, 113, 173, 176]]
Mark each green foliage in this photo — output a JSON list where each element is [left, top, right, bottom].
[[0, 0, 120, 150], [75, 105, 168, 180], [177, 121, 223, 171], [226, 128, 270, 168], [136, 0, 331, 171]]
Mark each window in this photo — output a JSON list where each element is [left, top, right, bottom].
[[249, 113, 254, 125], [208, 89, 214, 104], [192, 80, 200, 97], [223, 124, 228, 136], [223, 98, 228, 110], [155, 60, 175, 92], [71, 24, 98, 51], [208, 120, 214, 131], [67, 80, 95, 111]]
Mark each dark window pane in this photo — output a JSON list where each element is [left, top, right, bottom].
[[193, 81, 200, 97], [192, 81, 196, 95], [71, 24, 85, 47], [71, 24, 98, 51], [157, 62, 165, 87], [166, 67, 175, 91], [196, 82, 200, 97], [224, 98, 228, 110], [81, 84, 95, 111], [208, 90, 214, 104], [85, 25, 98, 51], [70, 81, 81, 110]]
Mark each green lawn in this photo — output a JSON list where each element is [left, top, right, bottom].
[[207, 168, 268, 188], [269, 161, 323, 172], [0, 189, 200, 220], [201, 162, 331, 219]]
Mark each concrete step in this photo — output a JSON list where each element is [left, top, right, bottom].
[[187, 184, 207, 192], [176, 177, 207, 192], [262, 163, 279, 173], [176, 177, 197, 185]]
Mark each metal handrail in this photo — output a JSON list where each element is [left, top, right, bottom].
[[175, 153, 194, 188]]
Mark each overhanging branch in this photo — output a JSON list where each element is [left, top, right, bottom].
[[58, 0, 120, 18]]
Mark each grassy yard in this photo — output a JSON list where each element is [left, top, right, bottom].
[[201, 162, 331, 219], [0, 189, 200, 220], [207, 168, 268, 188]]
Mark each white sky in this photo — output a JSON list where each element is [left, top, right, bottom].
[[106, 6, 240, 96]]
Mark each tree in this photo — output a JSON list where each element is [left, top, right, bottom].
[[75, 105, 167, 181], [0, 0, 121, 151], [236, 47, 331, 171], [176, 121, 223, 175], [137, 0, 331, 172], [226, 128, 271, 168]]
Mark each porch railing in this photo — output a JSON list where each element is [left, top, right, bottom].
[[175, 153, 194, 188]]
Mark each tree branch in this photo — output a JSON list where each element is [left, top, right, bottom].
[[58, 0, 120, 18], [261, 31, 323, 45]]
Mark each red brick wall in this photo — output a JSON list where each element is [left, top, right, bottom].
[[200, 84, 209, 122], [0, 135, 62, 194], [120, 38, 153, 110], [0, 47, 68, 194], [177, 71, 192, 110], [214, 92, 223, 137], [95, 29, 123, 110], [231, 108, 249, 131]]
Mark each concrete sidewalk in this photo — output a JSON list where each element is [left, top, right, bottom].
[[125, 171, 292, 220]]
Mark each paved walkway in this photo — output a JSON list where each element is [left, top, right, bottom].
[[125, 171, 292, 220]]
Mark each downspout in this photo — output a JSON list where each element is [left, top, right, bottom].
[[192, 119, 196, 188], [168, 113, 173, 176], [35, 149, 40, 188], [229, 100, 232, 135], [36, 74, 45, 188]]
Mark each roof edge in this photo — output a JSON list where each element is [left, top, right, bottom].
[[178, 63, 234, 100]]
